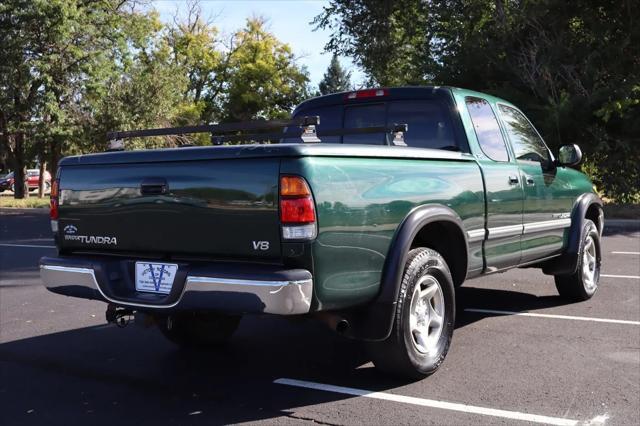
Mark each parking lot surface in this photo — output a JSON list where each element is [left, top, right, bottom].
[[1, 209, 638, 425]]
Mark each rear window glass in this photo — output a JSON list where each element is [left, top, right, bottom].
[[303, 105, 342, 144], [296, 99, 457, 150], [387, 101, 455, 150], [343, 104, 386, 144]]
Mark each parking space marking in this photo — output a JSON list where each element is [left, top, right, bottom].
[[465, 308, 640, 325], [0, 243, 55, 249], [611, 251, 640, 255], [600, 274, 640, 280], [274, 378, 602, 426]]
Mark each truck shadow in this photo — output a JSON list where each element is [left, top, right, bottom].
[[0, 315, 398, 425], [0, 286, 574, 425], [455, 286, 573, 328]]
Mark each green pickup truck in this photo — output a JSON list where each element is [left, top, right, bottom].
[[40, 87, 603, 378]]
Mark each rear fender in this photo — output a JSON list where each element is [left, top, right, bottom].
[[338, 204, 469, 341]]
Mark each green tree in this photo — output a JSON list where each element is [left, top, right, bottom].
[[0, 1, 314, 187], [220, 18, 310, 122], [80, 11, 188, 151], [0, 0, 171, 197], [318, 54, 352, 95], [316, 0, 640, 202]]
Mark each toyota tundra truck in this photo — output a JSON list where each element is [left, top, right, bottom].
[[40, 87, 604, 378]]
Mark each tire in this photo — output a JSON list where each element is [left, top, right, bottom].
[[157, 312, 241, 349], [367, 248, 456, 379], [554, 219, 601, 301]]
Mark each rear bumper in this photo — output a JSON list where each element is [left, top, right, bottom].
[[40, 256, 312, 315]]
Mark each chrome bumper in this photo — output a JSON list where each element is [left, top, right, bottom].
[[40, 263, 312, 315]]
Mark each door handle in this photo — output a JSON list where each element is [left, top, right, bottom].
[[508, 175, 519, 184], [525, 176, 535, 186], [140, 177, 169, 195]]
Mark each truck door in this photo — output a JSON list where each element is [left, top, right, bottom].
[[465, 97, 523, 270], [497, 104, 572, 263]]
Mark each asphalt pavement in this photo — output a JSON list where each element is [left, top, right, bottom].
[[1, 209, 639, 426]]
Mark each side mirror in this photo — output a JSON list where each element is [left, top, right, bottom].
[[558, 144, 582, 167]]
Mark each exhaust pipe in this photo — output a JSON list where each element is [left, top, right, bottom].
[[316, 312, 350, 334], [336, 319, 349, 334]]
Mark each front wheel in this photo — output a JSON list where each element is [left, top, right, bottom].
[[157, 312, 241, 349], [366, 248, 455, 379], [554, 219, 601, 301]]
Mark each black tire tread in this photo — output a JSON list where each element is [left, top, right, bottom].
[[554, 219, 600, 301], [367, 247, 455, 379]]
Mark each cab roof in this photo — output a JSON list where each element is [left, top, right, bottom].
[[293, 86, 515, 114]]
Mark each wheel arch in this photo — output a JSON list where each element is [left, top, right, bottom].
[[410, 220, 467, 287], [337, 204, 469, 341], [542, 192, 603, 276]]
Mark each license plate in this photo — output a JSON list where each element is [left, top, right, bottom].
[[135, 262, 178, 294]]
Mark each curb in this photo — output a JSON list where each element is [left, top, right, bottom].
[[604, 219, 640, 232], [0, 207, 49, 214]]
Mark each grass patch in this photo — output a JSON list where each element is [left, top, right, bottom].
[[0, 195, 50, 208]]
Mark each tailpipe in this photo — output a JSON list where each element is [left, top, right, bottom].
[[316, 312, 350, 334]]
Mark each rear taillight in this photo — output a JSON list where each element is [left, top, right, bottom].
[[344, 88, 388, 100], [50, 179, 59, 231], [280, 176, 317, 240]]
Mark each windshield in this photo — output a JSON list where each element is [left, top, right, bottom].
[[293, 99, 458, 150]]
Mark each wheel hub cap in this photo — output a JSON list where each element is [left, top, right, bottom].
[[582, 235, 599, 292], [409, 275, 445, 355]]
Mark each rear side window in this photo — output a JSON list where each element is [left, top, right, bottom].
[[465, 97, 509, 161], [498, 104, 550, 164]]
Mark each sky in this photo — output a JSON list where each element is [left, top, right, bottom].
[[151, 0, 365, 88]]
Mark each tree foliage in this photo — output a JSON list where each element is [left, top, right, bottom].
[[318, 54, 352, 95], [220, 18, 311, 121], [0, 1, 310, 198], [315, 0, 640, 202]]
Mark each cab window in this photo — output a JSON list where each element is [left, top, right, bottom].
[[498, 104, 550, 164], [465, 97, 509, 161]]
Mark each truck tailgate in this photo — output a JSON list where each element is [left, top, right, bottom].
[[57, 158, 280, 259]]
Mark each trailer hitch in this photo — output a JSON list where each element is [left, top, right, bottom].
[[105, 304, 134, 328]]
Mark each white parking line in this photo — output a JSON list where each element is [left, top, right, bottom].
[[0, 243, 55, 249], [274, 378, 605, 426], [465, 308, 640, 325], [611, 251, 640, 255], [600, 274, 640, 280]]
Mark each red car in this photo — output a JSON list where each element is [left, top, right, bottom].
[[0, 169, 52, 192]]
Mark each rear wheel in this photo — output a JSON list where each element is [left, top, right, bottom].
[[367, 248, 455, 379], [157, 312, 241, 349], [554, 219, 601, 301]]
